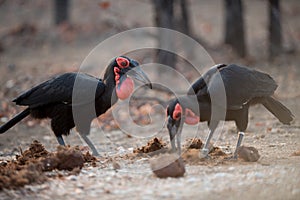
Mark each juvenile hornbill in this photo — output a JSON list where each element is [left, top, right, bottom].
[[166, 64, 294, 158], [0, 56, 152, 156]]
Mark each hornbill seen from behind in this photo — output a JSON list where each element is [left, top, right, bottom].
[[0, 56, 152, 156], [166, 64, 294, 158]]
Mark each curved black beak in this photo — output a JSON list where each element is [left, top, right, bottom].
[[128, 66, 152, 89], [167, 116, 177, 151]]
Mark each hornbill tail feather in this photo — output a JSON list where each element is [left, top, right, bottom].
[[0, 108, 30, 133], [263, 97, 294, 125]]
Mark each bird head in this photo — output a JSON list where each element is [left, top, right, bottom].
[[166, 96, 200, 151], [105, 56, 152, 100]]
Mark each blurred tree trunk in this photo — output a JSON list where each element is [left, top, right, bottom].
[[179, 0, 191, 36], [54, 0, 70, 25], [152, 0, 176, 70], [269, 0, 282, 59], [224, 0, 246, 57]]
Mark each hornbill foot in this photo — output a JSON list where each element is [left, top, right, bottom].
[[80, 134, 100, 156], [56, 135, 66, 146], [199, 148, 210, 159], [87, 144, 99, 157], [171, 147, 181, 155], [233, 152, 238, 160]]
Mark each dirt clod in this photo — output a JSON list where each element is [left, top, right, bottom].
[[150, 153, 185, 178], [0, 140, 98, 190], [210, 147, 227, 156], [237, 146, 260, 162], [182, 139, 228, 164], [55, 146, 85, 170], [185, 138, 214, 153], [182, 149, 200, 163], [133, 137, 167, 155], [186, 138, 203, 149]]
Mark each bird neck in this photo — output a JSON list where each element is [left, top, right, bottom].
[[101, 68, 118, 106], [178, 95, 200, 115]]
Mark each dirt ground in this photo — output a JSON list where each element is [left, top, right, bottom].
[[0, 1, 300, 199]]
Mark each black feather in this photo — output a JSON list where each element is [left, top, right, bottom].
[[0, 108, 30, 133]]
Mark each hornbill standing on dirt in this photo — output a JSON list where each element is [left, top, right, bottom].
[[0, 56, 152, 156], [166, 64, 294, 158]]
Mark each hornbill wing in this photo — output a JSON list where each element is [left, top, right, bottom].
[[187, 76, 206, 95], [187, 64, 227, 96], [207, 64, 278, 109], [13, 73, 106, 108]]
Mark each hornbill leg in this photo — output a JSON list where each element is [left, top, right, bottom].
[[56, 135, 66, 146], [80, 134, 99, 156], [200, 127, 216, 158], [233, 131, 245, 159]]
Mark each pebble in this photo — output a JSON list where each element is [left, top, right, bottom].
[[214, 173, 232, 178], [5, 80, 15, 88], [116, 146, 127, 154], [67, 175, 78, 181], [187, 177, 197, 183], [228, 166, 235, 171], [136, 157, 148, 162], [128, 147, 134, 152], [43, 136, 52, 141], [0, 117, 8, 123], [254, 172, 265, 179]]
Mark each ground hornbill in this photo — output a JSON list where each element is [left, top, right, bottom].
[[0, 56, 152, 155], [166, 64, 294, 158]]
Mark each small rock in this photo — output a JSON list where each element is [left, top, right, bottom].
[[237, 146, 260, 162], [150, 153, 185, 178]]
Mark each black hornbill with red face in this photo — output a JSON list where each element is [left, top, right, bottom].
[[0, 56, 152, 156], [166, 64, 294, 158]]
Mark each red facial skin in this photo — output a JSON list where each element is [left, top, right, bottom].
[[173, 103, 182, 120], [171, 103, 200, 125], [114, 57, 134, 100], [116, 77, 134, 100], [116, 57, 129, 68]]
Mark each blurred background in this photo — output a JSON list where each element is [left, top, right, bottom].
[[0, 0, 299, 151]]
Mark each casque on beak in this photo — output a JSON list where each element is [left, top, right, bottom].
[[128, 62, 152, 89]]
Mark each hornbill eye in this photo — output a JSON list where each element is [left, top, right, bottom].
[[116, 57, 129, 68], [174, 113, 181, 119]]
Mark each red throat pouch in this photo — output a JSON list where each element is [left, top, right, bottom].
[[116, 77, 134, 100], [184, 108, 200, 125]]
